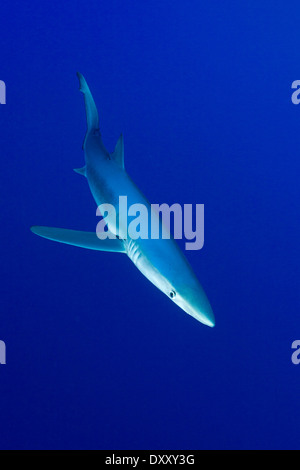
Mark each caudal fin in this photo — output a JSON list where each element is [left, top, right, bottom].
[[77, 72, 100, 148]]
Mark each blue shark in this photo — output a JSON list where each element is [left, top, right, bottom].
[[31, 73, 215, 327]]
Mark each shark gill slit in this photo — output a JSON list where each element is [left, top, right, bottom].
[[126, 238, 141, 265]]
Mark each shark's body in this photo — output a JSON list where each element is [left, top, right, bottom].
[[31, 73, 215, 327]]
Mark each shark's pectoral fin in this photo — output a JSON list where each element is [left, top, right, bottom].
[[30, 226, 125, 253]]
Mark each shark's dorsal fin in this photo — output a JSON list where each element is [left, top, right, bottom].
[[73, 166, 86, 177], [110, 133, 124, 168]]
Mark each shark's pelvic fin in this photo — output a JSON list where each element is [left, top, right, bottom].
[[110, 133, 124, 168], [77, 72, 100, 149], [73, 166, 86, 177], [30, 226, 125, 252]]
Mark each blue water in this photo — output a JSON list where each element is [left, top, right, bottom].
[[1, 0, 300, 450]]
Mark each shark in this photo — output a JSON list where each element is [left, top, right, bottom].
[[31, 73, 215, 327]]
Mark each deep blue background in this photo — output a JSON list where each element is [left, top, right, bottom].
[[1, 0, 300, 450]]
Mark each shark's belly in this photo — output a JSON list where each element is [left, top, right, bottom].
[[87, 163, 152, 239], [87, 162, 197, 294], [124, 232, 195, 297]]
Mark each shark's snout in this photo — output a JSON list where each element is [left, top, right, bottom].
[[175, 286, 215, 328]]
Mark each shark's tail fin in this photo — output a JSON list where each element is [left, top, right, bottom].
[[77, 72, 100, 148]]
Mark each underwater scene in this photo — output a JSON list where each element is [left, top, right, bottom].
[[0, 0, 300, 450]]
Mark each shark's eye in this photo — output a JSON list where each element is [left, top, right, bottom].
[[170, 290, 176, 299]]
